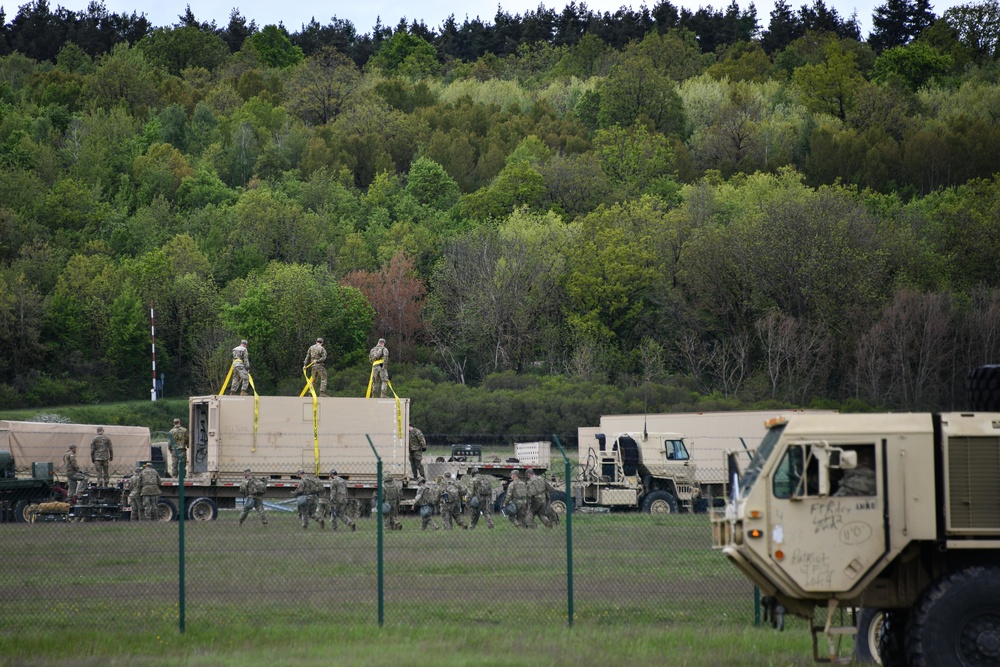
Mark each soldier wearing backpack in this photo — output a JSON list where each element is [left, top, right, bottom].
[[414, 478, 441, 530], [239, 468, 268, 526], [294, 469, 324, 530], [467, 467, 495, 529], [505, 470, 529, 528], [439, 471, 468, 530], [525, 467, 554, 529], [382, 473, 403, 531], [327, 469, 356, 531]]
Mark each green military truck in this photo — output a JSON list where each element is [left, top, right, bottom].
[[0, 449, 66, 522]]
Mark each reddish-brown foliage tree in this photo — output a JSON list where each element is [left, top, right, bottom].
[[342, 251, 427, 361]]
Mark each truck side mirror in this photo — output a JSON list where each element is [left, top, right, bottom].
[[830, 449, 857, 470]]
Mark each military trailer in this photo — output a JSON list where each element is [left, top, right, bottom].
[[164, 394, 412, 521], [550, 431, 702, 514], [0, 449, 66, 522], [712, 409, 1000, 665]]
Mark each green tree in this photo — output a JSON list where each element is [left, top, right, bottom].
[[140, 25, 230, 75], [369, 31, 442, 77], [404, 156, 460, 210], [792, 38, 865, 119], [244, 25, 304, 68], [286, 46, 360, 125], [871, 41, 952, 89]]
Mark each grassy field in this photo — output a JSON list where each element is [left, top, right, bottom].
[[0, 510, 866, 666]]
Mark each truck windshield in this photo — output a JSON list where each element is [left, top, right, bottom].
[[739, 424, 785, 499]]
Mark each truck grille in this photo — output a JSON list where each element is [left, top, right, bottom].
[[947, 436, 1000, 532]]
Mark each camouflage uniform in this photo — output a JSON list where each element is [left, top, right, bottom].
[[90, 428, 113, 487], [229, 340, 250, 395], [239, 470, 268, 525], [382, 475, 402, 530], [328, 471, 356, 531], [505, 472, 529, 528], [439, 472, 468, 530], [408, 426, 426, 479], [833, 468, 877, 496], [169, 420, 188, 478], [414, 479, 440, 530], [303, 339, 328, 396], [138, 463, 161, 521], [525, 468, 553, 529], [63, 445, 87, 498], [294, 471, 324, 529], [468, 469, 495, 529], [369, 339, 389, 398], [126, 466, 142, 520]]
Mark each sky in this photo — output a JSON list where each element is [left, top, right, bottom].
[[0, 0, 969, 41]]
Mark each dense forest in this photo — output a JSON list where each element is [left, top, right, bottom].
[[1, 0, 1000, 420]]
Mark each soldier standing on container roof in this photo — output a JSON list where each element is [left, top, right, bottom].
[[467, 467, 495, 530], [328, 469, 356, 531], [63, 444, 88, 501], [90, 426, 113, 487], [408, 426, 427, 479], [239, 468, 268, 525], [169, 418, 188, 478], [303, 337, 328, 397], [369, 338, 389, 398], [229, 339, 250, 396], [138, 462, 162, 521]]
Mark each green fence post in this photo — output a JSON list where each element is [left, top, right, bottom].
[[366, 435, 383, 628], [175, 434, 185, 634], [553, 435, 573, 628]]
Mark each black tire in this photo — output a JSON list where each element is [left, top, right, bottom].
[[187, 497, 218, 521], [967, 365, 1000, 411], [641, 490, 679, 514], [548, 491, 568, 515], [156, 498, 178, 522], [906, 566, 1000, 667], [855, 608, 884, 664], [878, 610, 909, 667], [14, 499, 32, 523]]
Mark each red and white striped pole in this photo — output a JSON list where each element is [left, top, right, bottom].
[[150, 301, 158, 402]]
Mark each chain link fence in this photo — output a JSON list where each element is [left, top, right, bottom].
[[2, 450, 763, 635]]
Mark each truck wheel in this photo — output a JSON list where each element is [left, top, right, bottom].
[[878, 610, 908, 667], [642, 490, 679, 514], [156, 498, 178, 522], [854, 608, 884, 664], [906, 566, 1000, 667], [14, 499, 32, 523], [967, 365, 1000, 411], [187, 497, 218, 521], [548, 492, 568, 515]]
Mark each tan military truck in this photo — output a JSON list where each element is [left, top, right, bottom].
[[164, 394, 411, 521], [553, 431, 703, 514], [712, 410, 1000, 665]]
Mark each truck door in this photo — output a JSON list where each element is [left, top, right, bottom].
[[189, 400, 214, 475], [767, 442, 885, 596]]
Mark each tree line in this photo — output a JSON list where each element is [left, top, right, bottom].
[[1, 0, 1000, 416]]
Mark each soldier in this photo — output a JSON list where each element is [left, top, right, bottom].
[[229, 339, 250, 396], [833, 447, 877, 497], [62, 444, 88, 500], [90, 426, 113, 487], [369, 338, 389, 398], [293, 469, 324, 529], [467, 467, 495, 530], [328, 469, 356, 531], [414, 478, 440, 530], [505, 470, 529, 528], [525, 467, 554, 529], [408, 426, 427, 479], [239, 468, 268, 525], [127, 464, 142, 520], [137, 462, 162, 521], [169, 418, 188, 478], [382, 473, 402, 530], [303, 337, 328, 397], [439, 471, 468, 530]]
